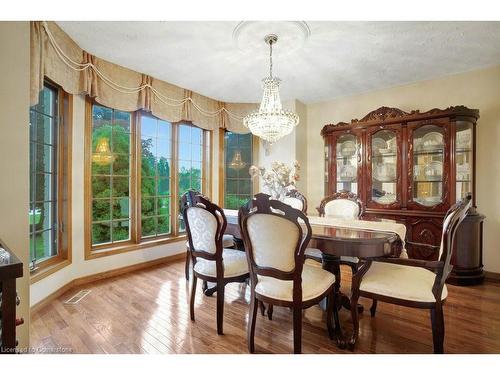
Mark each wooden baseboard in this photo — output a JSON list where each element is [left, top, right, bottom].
[[30, 252, 185, 315], [485, 271, 500, 283]]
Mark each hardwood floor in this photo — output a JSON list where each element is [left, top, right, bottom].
[[30, 260, 500, 354]]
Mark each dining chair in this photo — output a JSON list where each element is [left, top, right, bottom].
[[266, 188, 308, 320], [181, 192, 249, 335], [183, 190, 236, 281], [349, 195, 472, 353], [305, 191, 363, 266], [239, 193, 339, 354], [283, 189, 308, 213]]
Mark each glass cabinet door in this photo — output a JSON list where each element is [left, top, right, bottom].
[[411, 124, 445, 207], [335, 133, 358, 193], [370, 130, 398, 205], [456, 121, 473, 202]]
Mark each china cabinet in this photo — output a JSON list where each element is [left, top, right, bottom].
[[322, 106, 484, 285]]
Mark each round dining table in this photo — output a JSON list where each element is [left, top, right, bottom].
[[223, 210, 402, 348]]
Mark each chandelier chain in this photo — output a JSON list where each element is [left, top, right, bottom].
[[269, 39, 273, 78]]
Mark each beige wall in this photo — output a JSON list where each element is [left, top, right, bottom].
[[294, 100, 308, 195], [306, 65, 500, 273], [257, 100, 308, 193], [0, 22, 30, 349]]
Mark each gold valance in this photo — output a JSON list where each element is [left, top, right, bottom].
[[30, 21, 256, 134]]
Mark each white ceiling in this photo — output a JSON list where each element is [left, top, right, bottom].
[[57, 21, 500, 104]]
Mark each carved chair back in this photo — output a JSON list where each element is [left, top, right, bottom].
[[181, 193, 227, 267], [239, 193, 312, 303], [283, 189, 308, 213], [317, 190, 363, 219]]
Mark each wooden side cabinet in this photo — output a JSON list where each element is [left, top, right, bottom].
[[0, 239, 23, 354], [448, 209, 485, 285]]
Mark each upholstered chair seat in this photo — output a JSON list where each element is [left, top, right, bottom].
[[255, 264, 335, 302], [186, 234, 234, 250], [193, 248, 249, 278], [360, 261, 448, 303]]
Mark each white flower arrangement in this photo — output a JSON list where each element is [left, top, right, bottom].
[[249, 161, 300, 200]]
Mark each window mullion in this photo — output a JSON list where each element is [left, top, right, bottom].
[[135, 111, 142, 243], [172, 124, 179, 236]]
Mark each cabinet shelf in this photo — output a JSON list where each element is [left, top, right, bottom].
[[413, 179, 443, 183], [371, 153, 397, 158], [336, 154, 356, 159], [413, 149, 443, 156]]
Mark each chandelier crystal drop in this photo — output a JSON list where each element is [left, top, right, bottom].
[[243, 34, 299, 145]]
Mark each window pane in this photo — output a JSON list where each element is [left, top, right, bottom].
[[112, 126, 130, 154], [114, 111, 131, 131], [34, 173, 53, 202], [157, 197, 170, 217], [141, 217, 156, 237], [141, 177, 155, 197], [113, 154, 130, 176], [140, 114, 172, 239], [112, 220, 130, 242], [113, 198, 130, 220], [93, 199, 111, 222], [157, 178, 170, 195], [32, 230, 56, 261], [141, 197, 155, 218], [91, 104, 131, 246], [157, 215, 170, 235], [141, 155, 156, 177], [112, 176, 129, 197], [92, 222, 111, 245], [176, 124, 207, 232], [141, 116, 157, 137], [92, 176, 111, 198], [179, 124, 190, 142], [36, 113, 54, 144], [157, 157, 170, 179], [141, 136, 157, 158], [224, 132, 253, 209], [157, 120, 171, 139], [191, 127, 203, 145], [178, 142, 191, 161], [29, 85, 59, 264]]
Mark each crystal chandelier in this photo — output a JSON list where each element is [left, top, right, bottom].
[[92, 137, 115, 165], [229, 150, 246, 170], [243, 34, 299, 145]]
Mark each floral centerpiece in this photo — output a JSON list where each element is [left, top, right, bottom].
[[249, 161, 300, 201]]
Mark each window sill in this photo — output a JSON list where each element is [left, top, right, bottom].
[[30, 258, 72, 284], [86, 235, 187, 260]]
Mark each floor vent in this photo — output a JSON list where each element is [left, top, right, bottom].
[[64, 290, 91, 305]]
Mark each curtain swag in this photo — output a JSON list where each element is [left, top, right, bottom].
[[30, 21, 255, 133]]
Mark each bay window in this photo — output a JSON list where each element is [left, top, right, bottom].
[[86, 102, 210, 257]]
